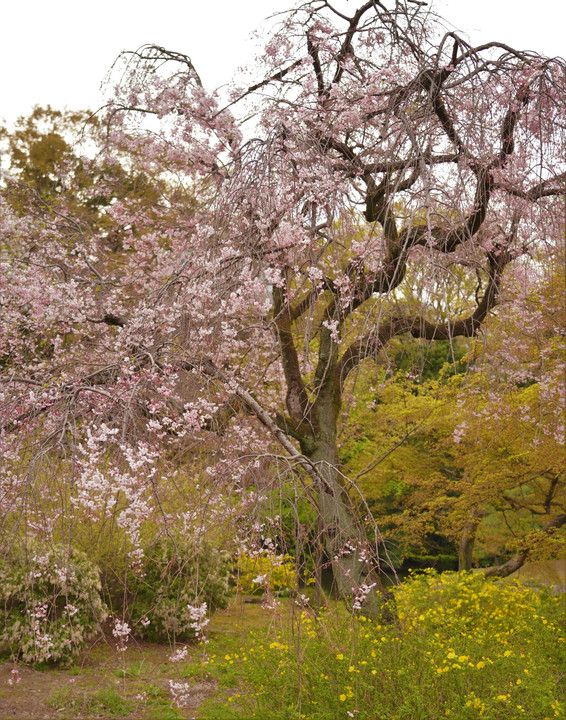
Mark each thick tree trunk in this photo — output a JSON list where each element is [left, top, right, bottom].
[[307, 439, 395, 620], [270, 303, 396, 617], [458, 531, 475, 572], [458, 507, 482, 571]]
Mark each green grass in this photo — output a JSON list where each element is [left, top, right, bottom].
[[47, 686, 134, 716], [92, 688, 135, 715], [147, 703, 186, 720], [46, 687, 74, 711], [114, 659, 146, 679]]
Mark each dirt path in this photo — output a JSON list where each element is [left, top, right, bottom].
[[0, 639, 216, 720]]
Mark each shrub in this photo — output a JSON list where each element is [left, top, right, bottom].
[[0, 543, 108, 665], [237, 553, 298, 595], [128, 536, 232, 641]]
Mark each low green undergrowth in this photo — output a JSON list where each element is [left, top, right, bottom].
[[196, 571, 565, 720], [47, 686, 134, 716]]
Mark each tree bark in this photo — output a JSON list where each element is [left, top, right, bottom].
[[306, 435, 395, 620], [458, 528, 475, 572], [458, 507, 482, 571]]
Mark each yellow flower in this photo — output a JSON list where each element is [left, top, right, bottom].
[[476, 661, 485, 669], [339, 694, 346, 702], [336, 653, 344, 660]]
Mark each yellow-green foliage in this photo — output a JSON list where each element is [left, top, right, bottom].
[[199, 571, 565, 720], [237, 554, 298, 595]]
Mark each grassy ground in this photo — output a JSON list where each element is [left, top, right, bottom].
[[0, 566, 564, 720]]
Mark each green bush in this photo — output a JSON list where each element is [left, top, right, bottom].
[[128, 536, 232, 641], [237, 553, 298, 595], [0, 543, 108, 665]]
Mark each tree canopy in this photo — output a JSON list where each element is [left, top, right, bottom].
[[1, 0, 565, 616]]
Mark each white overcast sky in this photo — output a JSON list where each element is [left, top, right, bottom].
[[1, 0, 564, 126]]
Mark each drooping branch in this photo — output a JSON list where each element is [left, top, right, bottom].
[[336, 320, 403, 386], [403, 250, 507, 338], [121, 45, 204, 87], [399, 166, 492, 253], [360, 153, 459, 176], [178, 358, 331, 491]]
